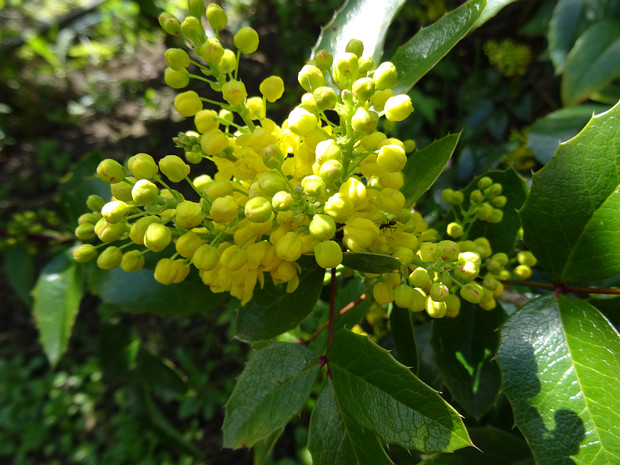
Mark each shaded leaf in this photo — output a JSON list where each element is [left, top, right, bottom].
[[252, 428, 284, 465], [235, 259, 324, 341], [341, 252, 400, 274], [520, 101, 620, 282], [562, 20, 620, 106], [497, 295, 620, 465], [33, 248, 83, 366], [308, 382, 394, 465], [223, 342, 320, 448], [401, 134, 460, 207], [391, 0, 486, 95], [431, 303, 506, 419], [389, 306, 418, 374], [312, 0, 407, 64], [329, 328, 472, 453], [548, 0, 585, 72], [136, 349, 187, 400], [99, 322, 140, 385], [3, 246, 34, 306]]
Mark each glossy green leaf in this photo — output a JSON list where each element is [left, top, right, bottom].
[[419, 426, 534, 464], [474, 0, 519, 29], [33, 248, 83, 366], [136, 349, 187, 400], [391, 0, 486, 95], [341, 252, 400, 274], [329, 328, 472, 453], [457, 169, 528, 255], [432, 303, 505, 420], [389, 306, 418, 373], [223, 342, 320, 449], [548, 0, 585, 72], [520, 101, 620, 282], [528, 104, 610, 165], [99, 322, 140, 385], [308, 382, 394, 465], [235, 259, 324, 341], [87, 266, 225, 316], [497, 294, 620, 465], [401, 134, 460, 207], [312, 0, 407, 64], [562, 21, 620, 106], [3, 245, 34, 306]]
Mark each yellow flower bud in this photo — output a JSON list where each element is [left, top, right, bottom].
[[201, 128, 229, 155], [370, 89, 393, 111], [176, 231, 206, 258], [193, 243, 219, 271], [159, 155, 190, 182], [258, 171, 287, 196], [181, 16, 204, 44], [222, 79, 247, 106], [343, 217, 378, 251], [245, 96, 265, 120], [174, 90, 202, 117], [154, 258, 178, 285], [313, 49, 333, 70], [351, 107, 379, 134], [373, 281, 393, 305], [373, 62, 398, 90], [394, 284, 415, 308], [175, 200, 203, 228], [94, 217, 125, 243], [164, 48, 190, 70], [101, 200, 130, 224], [352, 77, 375, 102], [333, 52, 359, 86], [339, 177, 366, 208], [97, 159, 125, 184], [384, 94, 414, 122], [259, 75, 285, 103], [128, 153, 158, 179], [312, 86, 338, 111], [199, 38, 225, 63], [220, 245, 249, 271], [210, 195, 238, 223], [324, 193, 354, 223], [298, 64, 326, 93], [275, 232, 304, 262], [188, 0, 206, 18], [97, 246, 123, 270], [131, 179, 159, 205], [194, 109, 220, 134], [426, 296, 447, 318], [219, 49, 237, 74], [377, 144, 407, 172], [129, 216, 159, 245], [144, 222, 172, 252], [301, 175, 326, 198], [244, 196, 273, 223], [73, 244, 98, 263], [158, 12, 181, 36], [120, 250, 145, 273], [206, 3, 227, 30], [314, 240, 343, 269], [309, 214, 336, 241], [375, 188, 405, 214], [234, 26, 259, 54], [287, 106, 318, 136], [164, 67, 189, 88]]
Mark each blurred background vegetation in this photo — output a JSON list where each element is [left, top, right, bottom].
[[1, 0, 618, 463]]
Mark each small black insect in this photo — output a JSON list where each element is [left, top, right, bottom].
[[379, 219, 397, 232]]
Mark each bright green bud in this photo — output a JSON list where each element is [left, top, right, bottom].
[[210, 195, 238, 223], [373, 281, 394, 305], [159, 155, 190, 182], [73, 244, 98, 263], [492, 252, 509, 267], [154, 258, 178, 285], [393, 284, 415, 308], [351, 107, 378, 134], [324, 193, 354, 223], [301, 175, 326, 198], [314, 240, 343, 269], [206, 3, 227, 30], [129, 216, 159, 245], [417, 242, 438, 263], [484, 183, 502, 197], [409, 267, 430, 288], [438, 240, 460, 261], [352, 77, 375, 102], [78, 212, 99, 225], [517, 251, 537, 267], [313, 49, 333, 70], [272, 191, 293, 212], [86, 195, 105, 212], [176, 231, 205, 258], [287, 106, 317, 136], [312, 86, 338, 111], [445, 294, 461, 318], [245, 196, 272, 223], [193, 243, 219, 270], [164, 67, 189, 88], [131, 179, 158, 205], [491, 195, 507, 208], [164, 48, 190, 70], [447, 222, 463, 238], [426, 296, 447, 318], [218, 49, 237, 74], [201, 128, 229, 155], [97, 246, 123, 270], [375, 188, 405, 214], [473, 237, 492, 258], [158, 12, 181, 36], [345, 38, 364, 57], [477, 176, 493, 189], [482, 275, 499, 291], [101, 200, 130, 224], [188, 0, 206, 17], [358, 56, 374, 75], [487, 208, 503, 223], [384, 94, 413, 121], [298, 65, 326, 93], [120, 250, 145, 272], [309, 214, 336, 241], [514, 264, 532, 279], [258, 171, 287, 196], [377, 144, 407, 172], [174, 90, 202, 117], [319, 159, 344, 185], [175, 200, 203, 228], [128, 153, 158, 179], [94, 217, 125, 242], [430, 282, 449, 302], [260, 75, 285, 102], [470, 189, 484, 204], [222, 79, 247, 106], [234, 26, 259, 54], [460, 282, 485, 304], [373, 61, 398, 90], [262, 144, 285, 169], [97, 159, 125, 184], [181, 16, 204, 44], [334, 52, 359, 86], [199, 38, 225, 63], [75, 223, 95, 240], [144, 222, 172, 252], [476, 202, 493, 221], [275, 232, 303, 262]]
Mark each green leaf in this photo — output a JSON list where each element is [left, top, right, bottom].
[[235, 259, 325, 341], [223, 342, 320, 449], [311, 0, 407, 65], [520, 101, 620, 282], [252, 428, 284, 465], [87, 266, 225, 316], [562, 21, 620, 106], [401, 134, 460, 207], [548, 0, 585, 72], [431, 303, 505, 420], [457, 169, 529, 255], [99, 322, 140, 385], [329, 328, 472, 453], [388, 306, 418, 374], [497, 294, 620, 465], [3, 246, 34, 306], [308, 382, 394, 465], [341, 252, 400, 274], [33, 248, 83, 366], [391, 0, 486, 95], [135, 349, 188, 401], [419, 426, 534, 464], [528, 104, 610, 165], [474, 0, 520, 29]]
